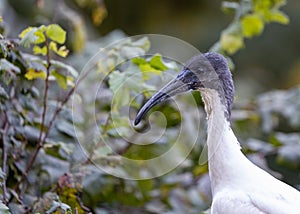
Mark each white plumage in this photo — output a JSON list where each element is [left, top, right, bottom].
[[202, 89, 300, 214], [135, 52, 300, 213]]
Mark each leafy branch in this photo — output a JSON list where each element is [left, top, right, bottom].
[[12, 24, 77, 195], [211, 0, 289, 57]]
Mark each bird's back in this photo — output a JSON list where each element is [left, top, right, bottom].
[[212, 170, 300, 214]]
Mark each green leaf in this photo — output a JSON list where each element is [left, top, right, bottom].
[[0, 16, 3, 23], [19, 25, 46, 47], [0, 202, 10, 214], [253, 0, 272, 12], [44, 141, 74, 160], [19, 27, 38, 48], [131, 57, 147, 65], [109, 69, 142, 110], [55, 119, 76, 137], [149, 54, 168, 71], [0, 85, 8, 99], [56, 46, 69, 57], [109, 69, 141, 93], [46, 24, 66, 44], [268, 10, 289, 24], [0, 40, 9, 58], [33, 45, 47, 56], [220, 31, 244, 54], [51, 70, 67, 89], [132, 55, 167, 80], [34, 26, 46, 44], [25, 68, 46, 80], [19, 27, 34, 39], [241, 14, 264, 38], [0, 59, 21, 73], [139, 64, 163, 80], [50, 60, 78, 77], [109, 71, 131, 110], [49, 41, 69, 57], [139, 63, 161, 74]]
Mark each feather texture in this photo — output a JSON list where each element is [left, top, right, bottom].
[[201, 89, 300, 214]]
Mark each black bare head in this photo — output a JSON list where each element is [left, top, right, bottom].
[[134, 52, 234, 125]]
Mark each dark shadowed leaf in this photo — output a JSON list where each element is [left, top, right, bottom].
[[0, 58, 21, 73], [0, 85, 8, 99]]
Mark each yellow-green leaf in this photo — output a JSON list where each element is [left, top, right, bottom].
[[19, 26, 47, 47], [19, 27, 34, 39], [132, 57, 147, 65], [19, 27, 39, 48], [67, 76, 75, 88], [49, 41, 69, 57], [149, 54, 168, 71], [50, 60, 78, 77], [139, 64, 162, 74], [139, 64, 163, 81], [51, 70, 67, 89], [25, 68, 46, 80], [268, 10, 289, 24], [253, 0, 272, 11], [46, 24, 66, 44], [34, 28, 46, 44], [0, 17, 3, 23], [56, 46, 69, 57], [241, 14, 264, 38], [49, 41, 57, 51], [33, 45, 47, 56], [220, 32, 244, 54]]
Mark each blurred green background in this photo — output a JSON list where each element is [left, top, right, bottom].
[[2, 0, 300, 94], [1, 0, 300, 213]]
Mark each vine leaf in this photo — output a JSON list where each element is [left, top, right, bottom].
[[241, 14, 264, 38], [49, 42, 69, 58], [46, 24, 67, 44], [51, 70, 68, 89], [220, 31, 244, 54], [25, 68, 46, 80], [33, 45, 47, 56]]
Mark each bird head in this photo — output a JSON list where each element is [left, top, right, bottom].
[[134, 52, 234, 125]]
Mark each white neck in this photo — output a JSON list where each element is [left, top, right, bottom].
[[200, 89, 250, 195]]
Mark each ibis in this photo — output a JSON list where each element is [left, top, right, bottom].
[[134, 52, 300, 213]]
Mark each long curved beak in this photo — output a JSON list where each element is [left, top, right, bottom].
[[134, 69, 199, 125]]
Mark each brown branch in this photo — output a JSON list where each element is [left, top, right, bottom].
[[41, 86, 75, 144], [14, 38, 52, 192], [13, 75, 76, 194], [13, 38, 100, 192], [1, 112, 9, 204]]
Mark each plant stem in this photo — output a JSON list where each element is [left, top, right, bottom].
[[41, 86, 75, 144], [15, 39, 52, 192], [1, 112, 9, 204]]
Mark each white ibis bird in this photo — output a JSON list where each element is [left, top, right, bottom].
[[134, 52, 300, 213]]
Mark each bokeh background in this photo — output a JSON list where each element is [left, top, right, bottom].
[[1, 0, 300, 213], [2, 0, 300, 93]]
